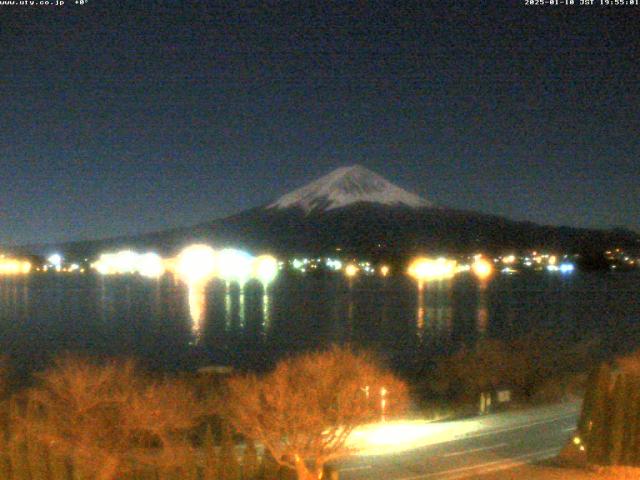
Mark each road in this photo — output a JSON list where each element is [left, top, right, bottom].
[[337, 402, 580, 480]]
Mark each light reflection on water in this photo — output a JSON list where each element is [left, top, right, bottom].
[[476, 281, 489, 335], [1, 272, 639, 374], [261, 290, 272, 334], [224, 282, 232, 330], [187, 283, 206, 341], [414, 281, 454, 340]]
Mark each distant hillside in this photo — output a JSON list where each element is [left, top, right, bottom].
[[11, 166, 640, 260]]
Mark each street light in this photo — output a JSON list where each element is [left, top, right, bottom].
[[380, 386, 388, 422]]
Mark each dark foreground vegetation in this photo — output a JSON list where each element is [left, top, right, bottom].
[[0, 347, 408, 480], [0, 333, 601, 480], [410, 334, 596, 416], [573, 350, 640, 467]]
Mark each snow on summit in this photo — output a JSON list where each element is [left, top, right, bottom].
[[268, 165, 431, 213]]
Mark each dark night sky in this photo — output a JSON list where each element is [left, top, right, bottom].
[[1, 1, 639, 246]]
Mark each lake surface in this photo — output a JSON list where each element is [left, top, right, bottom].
[[1, 271, 639, 376]]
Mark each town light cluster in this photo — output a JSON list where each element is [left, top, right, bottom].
[[216, 248, 254, 285], [173, 246, 279, 288], [92, 251, 165, 278], [175, 244, 218, 285], [253, 254, 279, 286], [407, 257, 458, 284], [47, 253, 63, 271], [0, 256, 32, 275], [91, 245, 280, 287], [172, 246, 279, 328]]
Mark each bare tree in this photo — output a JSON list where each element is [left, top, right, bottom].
[[22, 355, 204, 480], [223, 346, 408, 480], [433, 335, 595, 404], [432, 340, 512, 402], [616, 350, 640, 376]]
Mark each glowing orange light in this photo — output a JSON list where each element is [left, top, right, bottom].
[[92, 250, 165, 278], [407, 257, 457, 284], [0, 257, 32, 275], [471, 257, 494, 281], [502, 255, 516, 265], [345, 264, 359, 278]]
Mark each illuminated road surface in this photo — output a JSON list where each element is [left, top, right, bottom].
[[338, 402, 580, 479]]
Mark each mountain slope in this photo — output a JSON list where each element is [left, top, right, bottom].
[[13, 166, 639, 259]]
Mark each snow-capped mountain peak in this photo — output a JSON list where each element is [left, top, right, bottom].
[[268, 165, 431, 213]]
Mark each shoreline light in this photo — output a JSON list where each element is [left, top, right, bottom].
[[92, 250, 165, 279], [176, 244, 218, 285], [325, 258, 343, 271], [559, 263, 575, 274], [408, 257, 457, 284], [0, 256, 31, 275], [345, 264, 359, 278], [502, 255, 516, 265], [47, 253, 63, 271], [471, 256, 494, 281], [217, 248, 253, 285], [253, 254, 278, 286], [137, 252, 165, 278]]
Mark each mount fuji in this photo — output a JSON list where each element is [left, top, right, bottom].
[[267, 165, 430, 213], [19, 165, 639, 260]]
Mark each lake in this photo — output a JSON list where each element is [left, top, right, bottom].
[[1, 270, 639, 377]]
